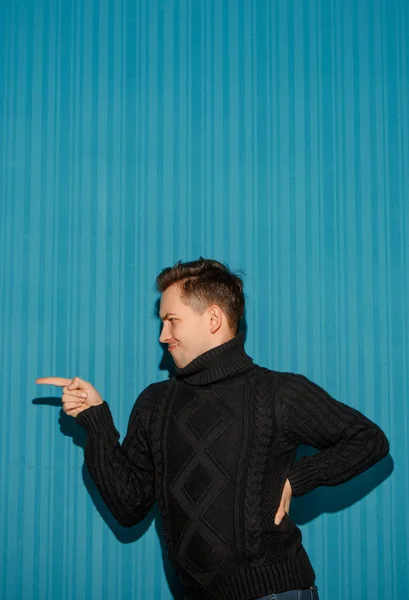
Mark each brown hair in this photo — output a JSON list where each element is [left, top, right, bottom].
[[156, 258, 245, 332]]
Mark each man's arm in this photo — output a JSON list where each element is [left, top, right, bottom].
[[76, 388, 156, 526], [36, 376, 156, 526], [279, 374, 390, 497]]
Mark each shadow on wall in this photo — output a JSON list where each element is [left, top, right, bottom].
[[290, 446, 394, 525], [31, 396, 185, 599], [80, 463, 185, 599]]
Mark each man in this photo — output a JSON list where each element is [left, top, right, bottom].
[[37, 258, 389, 600]]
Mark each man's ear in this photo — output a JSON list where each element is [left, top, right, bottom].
[[208, 305, 222, 334]]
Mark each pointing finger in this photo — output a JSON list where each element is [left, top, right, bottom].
[[36, 377, 72, 387]]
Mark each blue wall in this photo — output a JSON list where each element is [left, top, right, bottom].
[[0, 0, 407, 598]]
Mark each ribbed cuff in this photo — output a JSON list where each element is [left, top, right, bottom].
[[76, 402, 119, 438], [287, 463, 317, 497]]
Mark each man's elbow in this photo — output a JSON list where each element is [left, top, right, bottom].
[[117, 515, 141, 528], [114, 504, 153, 528], [370, 425, 390, 463], [377, 428, 390, 459]]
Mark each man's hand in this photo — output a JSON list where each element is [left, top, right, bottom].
[[36, 376, 103, 418], [274, 479, 292, 525]]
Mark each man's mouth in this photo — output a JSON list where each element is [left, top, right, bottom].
[[168, 344, 177, 352]]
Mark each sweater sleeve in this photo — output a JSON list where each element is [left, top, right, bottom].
[[280, 374, 389, 497], [75, 385, 156, 526]]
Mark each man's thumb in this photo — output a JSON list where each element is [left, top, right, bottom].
[[67, 376, 87, 391], [274, 507, 285, 525]]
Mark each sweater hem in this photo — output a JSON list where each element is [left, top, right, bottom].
[[186, 550, 315, 600]]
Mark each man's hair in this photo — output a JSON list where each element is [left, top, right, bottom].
[[156, 258, 245, 332]]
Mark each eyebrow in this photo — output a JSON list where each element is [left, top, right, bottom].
[[160, 313, 178, 322]]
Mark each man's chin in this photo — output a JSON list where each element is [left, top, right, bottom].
[[173, 358, 186, 368], [172, 353, 190, 369], [170, 353, 183, 368], [171, 348, 202, 369]]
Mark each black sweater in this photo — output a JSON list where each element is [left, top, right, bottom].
[[76, 334, 389, 600]]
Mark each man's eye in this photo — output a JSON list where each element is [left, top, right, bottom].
[[169, 318, 176, 323]]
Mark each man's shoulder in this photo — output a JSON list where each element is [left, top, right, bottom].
[[249, 364, 306, 389], [140, 378, 175, 398], [247, 363, 284, 385], [131, 378, 175, 419]]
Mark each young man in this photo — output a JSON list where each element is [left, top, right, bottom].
[[37, 258, 389, 600]]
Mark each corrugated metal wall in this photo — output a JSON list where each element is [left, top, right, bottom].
[[0, 0, 407, 598]]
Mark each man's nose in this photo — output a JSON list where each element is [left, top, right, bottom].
[[159, 324, 169, 344]]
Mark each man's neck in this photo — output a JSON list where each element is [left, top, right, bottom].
[[174, 333, 253, 386]]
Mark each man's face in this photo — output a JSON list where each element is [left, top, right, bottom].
[[159, 283, 211, 368]]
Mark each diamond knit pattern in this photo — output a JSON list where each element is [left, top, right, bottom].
[[170, 388, 236, 586]]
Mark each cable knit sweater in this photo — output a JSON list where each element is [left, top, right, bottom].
[[76, 335, 389, 600]]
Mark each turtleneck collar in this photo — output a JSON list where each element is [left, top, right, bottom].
[[174, 332, 253, 386]]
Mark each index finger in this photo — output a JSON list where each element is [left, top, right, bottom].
[[36, 377, 72, 387]]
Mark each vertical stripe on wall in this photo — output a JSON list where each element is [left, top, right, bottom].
[[0, 0, 407, 598]]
